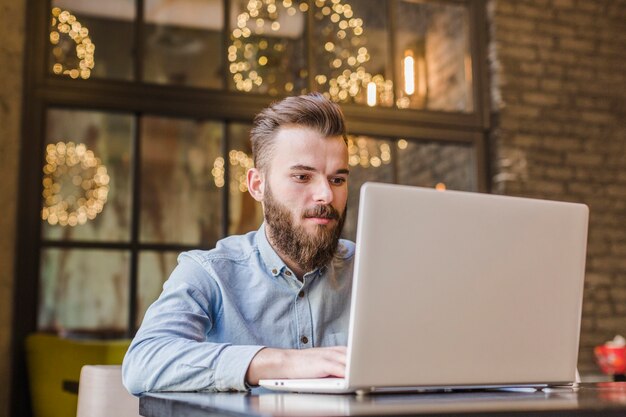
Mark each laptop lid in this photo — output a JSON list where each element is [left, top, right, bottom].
[[346, 183, 588, 389]]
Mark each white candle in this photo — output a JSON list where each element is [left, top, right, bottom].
[[403, 55, 415, 95], [367, 81, 376, 107]]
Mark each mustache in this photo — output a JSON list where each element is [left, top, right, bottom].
[[302, 204, 340, 220]]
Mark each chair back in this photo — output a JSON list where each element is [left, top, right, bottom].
[[76, 365, 140, 417]]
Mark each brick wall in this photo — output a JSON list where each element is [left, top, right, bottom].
[[488, 0, 626, 373]]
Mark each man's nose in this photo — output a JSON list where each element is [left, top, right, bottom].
[[313, 179, 333, 204]]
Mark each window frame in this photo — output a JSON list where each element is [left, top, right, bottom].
[[11, 0, 489, 415]]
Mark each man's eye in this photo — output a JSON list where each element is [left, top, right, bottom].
[[293, 174, 310, 182], [330, 177, 347, 185]]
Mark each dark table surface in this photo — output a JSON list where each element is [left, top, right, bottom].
[[139, 382, 626, 417]]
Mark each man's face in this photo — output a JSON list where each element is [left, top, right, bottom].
[[259, 126, 349, 272]]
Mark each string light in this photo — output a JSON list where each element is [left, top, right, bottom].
[[50, 7, 95, 79], [229, 0, 393, 104], [229, 0, 307, 94], [212, 150, 255, 192], [41, 141, 109, 227], [313, 2, 392, 106], [347, 137, 395, 168]]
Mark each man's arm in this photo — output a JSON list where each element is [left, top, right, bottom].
[[246, 346, 347, 385], [122, 255, 347, 394], [122, 258, 265, 394]]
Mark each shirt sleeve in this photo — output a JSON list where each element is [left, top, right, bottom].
[[121, 255, 265, 394]]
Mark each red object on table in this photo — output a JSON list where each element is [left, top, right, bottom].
[[595, 345, 626, 375]]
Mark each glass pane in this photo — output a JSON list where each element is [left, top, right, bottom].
[[227, 0, 308, 95], [137, 251, 179, 327], [227, 123, 264, 235], [50, 1, 134, 80], [396, 139, 477, 191], [342, 135, 395, 241], [311, 0, 393, 107], [144, 0, 224, 88], [38, 248, 129, 335], [394, 0, 473, 112], [140, 116, 223, 246], [42, 109, 133, 242]]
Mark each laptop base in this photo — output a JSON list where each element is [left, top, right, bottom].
[[258, 378, 573, 395]]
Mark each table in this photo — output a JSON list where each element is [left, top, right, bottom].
[[139, 382, 626, 417]]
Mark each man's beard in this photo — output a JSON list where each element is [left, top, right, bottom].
[[264, 185, 346, 274]]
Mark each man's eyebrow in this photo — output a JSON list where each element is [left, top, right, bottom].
[[289, 165, 350, 175], [289, 164, 317, 172]]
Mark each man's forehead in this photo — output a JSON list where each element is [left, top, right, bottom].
[[268, 127, 348, 172]]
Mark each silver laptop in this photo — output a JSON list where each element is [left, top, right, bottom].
[[260, 182, 589, 394]]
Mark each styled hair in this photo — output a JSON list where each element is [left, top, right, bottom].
[[250, 93, 347, 171]]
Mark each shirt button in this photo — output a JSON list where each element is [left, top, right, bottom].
[[298, 290, 305, 298], [301, 336, 309, 344], [271, 268, 277, 275], [285, 270, 292, 276]]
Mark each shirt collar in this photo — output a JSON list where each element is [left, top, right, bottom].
[[256, 223, 288, 278]]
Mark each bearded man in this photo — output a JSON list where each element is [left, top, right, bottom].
[[123, 93, 353, 394]]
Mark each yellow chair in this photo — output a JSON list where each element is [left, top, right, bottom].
[[25, 333, 131, 417]]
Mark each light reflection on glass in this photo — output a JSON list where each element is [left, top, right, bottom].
[[38, 248, 129, 335], [140, 116, 223, 246], [397, 139, 476, 192], [137, 251, 179, 327], [394, 0, 472, 112], [144, 0, 224, 88]]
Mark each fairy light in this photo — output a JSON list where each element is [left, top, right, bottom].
[[229, 0, 310, 94], [346, 137, 399, 168], [230, 0, 393, 104], [212, 150, 255, 192], [41, 141, 109, 227], [50, 7, 95, 79]]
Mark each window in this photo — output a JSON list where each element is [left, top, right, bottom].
[[20, 0, 489, 337]]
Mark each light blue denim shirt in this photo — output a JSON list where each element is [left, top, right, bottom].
[[122, 223, 355, 394]]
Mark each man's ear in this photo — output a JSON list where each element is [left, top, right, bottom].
[[247, 167, 265, 202]]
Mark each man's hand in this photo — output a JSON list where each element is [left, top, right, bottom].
[[245, 346, 347, 385]]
